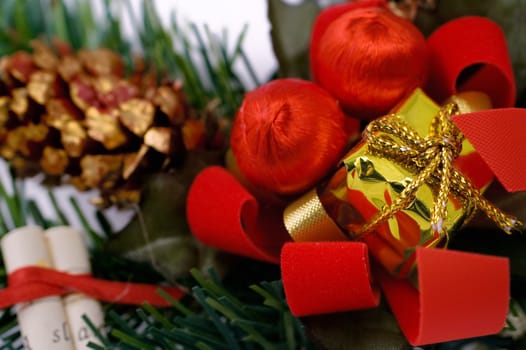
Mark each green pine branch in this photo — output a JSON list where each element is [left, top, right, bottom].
[[0, 7, 303, 328], [91, 269, 314, 350], [0, 0, 253, 118], [0, 1, 288, 348], [0, 165, 314, 349], [0, 176, 311, 349]]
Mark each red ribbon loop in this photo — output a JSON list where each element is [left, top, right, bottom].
[[378, 248, 509, 346], [187, 166, 290, 264], [0, 266, 185, 308], [281, 242, 380, 316], [425, 16, 526, 192], [426, 16, 515, 108]]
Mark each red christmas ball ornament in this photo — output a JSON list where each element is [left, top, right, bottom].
[[310, 6, 427, 120], [230, 78, 353, 196], [309, 0, 389, 83]]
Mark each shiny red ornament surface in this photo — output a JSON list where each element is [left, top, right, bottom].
[[310, 6, 427, 120], [230, 78, 353, 195]]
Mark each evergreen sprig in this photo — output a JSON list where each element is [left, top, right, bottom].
[[88, 269, 314, 350], [0, 0, 254, 118], [0, 165, 314, 349]]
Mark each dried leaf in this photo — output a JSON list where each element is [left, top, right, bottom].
[[6, 123, 49, 158], [182, 119, 206, 150], [57, 55, 83, 82], [104, 150, 225, 280], [78, 154, 124, 189], [108, 188, 141, 206], [70, 75, 100, 111], [0, 96, 10, 127], [8, 51, 35, 83], [153, 85, 187, 125], [94, 77, 139, 108], [61, 119, 87, 157], [10, 88, 29, 117], [122, 145, 150, 180], [44, 99, 80, 127], [268, 0, 320, 79]]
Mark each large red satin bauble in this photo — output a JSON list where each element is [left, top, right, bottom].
[[310, 6, 427, 120], [230, 78, 353, 196]]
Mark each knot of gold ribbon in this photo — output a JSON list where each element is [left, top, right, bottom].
[[355, 103, 522, 239]]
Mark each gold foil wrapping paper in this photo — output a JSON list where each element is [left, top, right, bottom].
[[285, 89, 495, 277]]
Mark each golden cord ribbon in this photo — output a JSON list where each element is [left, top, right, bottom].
[[354, 103, 523, 239]]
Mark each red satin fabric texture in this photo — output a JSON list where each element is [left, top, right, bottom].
[[311, 5, 427, 119], [309, 0, 388, 82], [230, 79, 350, 196], [0, 266, 185, 308]]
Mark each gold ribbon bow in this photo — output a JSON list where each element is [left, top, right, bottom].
[[355, 103, 522, 239]]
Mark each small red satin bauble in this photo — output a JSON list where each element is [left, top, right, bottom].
[[309, 0, 389, 83], [310, 6, 427, 120], [230, 78, 352, 196]]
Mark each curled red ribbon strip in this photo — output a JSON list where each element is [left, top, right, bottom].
[[281, 241, 380, 315], [0, 266, 185, 308], [186, 15, 526, 346], [426, 16, 526, 191], [282, 242, 509, 345], [377, 248, 509, 345], [188, 166, 511, 345], [187, 165, 290, 264], [426, 16, 516, 108]]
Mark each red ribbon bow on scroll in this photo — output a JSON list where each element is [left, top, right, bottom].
[[187, 16, 526, 346], [0, 266, 185, 308]]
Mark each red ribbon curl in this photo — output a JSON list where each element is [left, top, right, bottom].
[[187, 15, 526, 346], [0, 266, 185, 308]]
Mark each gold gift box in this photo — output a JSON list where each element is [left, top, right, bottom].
[[284, 88, 494, 277]]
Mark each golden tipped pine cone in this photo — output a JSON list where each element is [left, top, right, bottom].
[[0, 41, 212, 206]]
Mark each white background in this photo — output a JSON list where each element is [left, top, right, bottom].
[[124, 0, 279, 87]]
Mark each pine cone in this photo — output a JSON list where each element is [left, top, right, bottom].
[[0, 41, 215, 206]]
